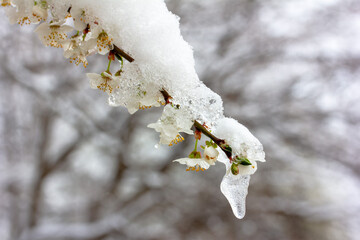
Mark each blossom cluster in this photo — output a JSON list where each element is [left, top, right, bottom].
[[2, 0, 265, 219]]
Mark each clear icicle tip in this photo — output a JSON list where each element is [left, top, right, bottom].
[[220, 174, 250, 219]]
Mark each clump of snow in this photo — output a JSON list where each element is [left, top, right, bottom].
[[215, 117, 265, 174]]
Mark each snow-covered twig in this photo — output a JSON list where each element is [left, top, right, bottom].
[[1, 0, 265, 219]]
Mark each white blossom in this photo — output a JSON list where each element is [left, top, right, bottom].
[[35, 22, 73, 48], [86, 72, 120, 95], [70, 6, 87, 31], [148, 105, 193, 145], [70, 10, 113, 56], [129, 82, 164, 114], [6, 1, 47, 25], [125, 89, 163, 114], [173, 157, 210, 171], [63, 37, 97, 67], [203, 146, 219, 165], [84, 24, 114, 55]]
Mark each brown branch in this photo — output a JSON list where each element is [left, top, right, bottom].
[[193, 120, 232, 159], [113, 45, 134, 63]]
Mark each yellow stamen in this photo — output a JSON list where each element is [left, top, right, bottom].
[[139, 105, 152, 110], [185, 165, 205, 172], [168, 134, 184, 146]]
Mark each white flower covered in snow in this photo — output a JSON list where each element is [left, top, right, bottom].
[[70, 6, 87, 31], [6, 0, 47, 25], [87, 24, 114, 55], [69, 8, 114, 55], [106, 63, 164, 114], [148, 105, 194, 146], [87, 72, 120, 94], [35, 21, 73, 48], [124, 88, 163, 114], [63, 37, 97, 67]]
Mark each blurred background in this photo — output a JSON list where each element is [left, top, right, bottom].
[[1, 0, 360, 239]]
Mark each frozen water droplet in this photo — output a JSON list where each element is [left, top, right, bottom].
[[154, 144, 159, 149], [220, 174, 250, 219]]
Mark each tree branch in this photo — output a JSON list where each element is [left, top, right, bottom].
[[158, 89, 233, 159], [193, 120, 232, 159]]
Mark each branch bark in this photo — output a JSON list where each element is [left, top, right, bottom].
[[113, 45, 134, 63]]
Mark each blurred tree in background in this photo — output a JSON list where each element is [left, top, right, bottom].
[[1, 0, 360, 239]]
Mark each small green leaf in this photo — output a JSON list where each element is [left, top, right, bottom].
[[237, 157, 252, 166]]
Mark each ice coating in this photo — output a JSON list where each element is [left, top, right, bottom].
[[214, 118, 265, 159]]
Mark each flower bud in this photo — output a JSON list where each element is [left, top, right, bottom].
[[204, 146, 218, 165], [231, 163, 239, 175]]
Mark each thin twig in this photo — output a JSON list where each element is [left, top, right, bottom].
[[193, 120, 232, 159], [113, 45, 134, 63]]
